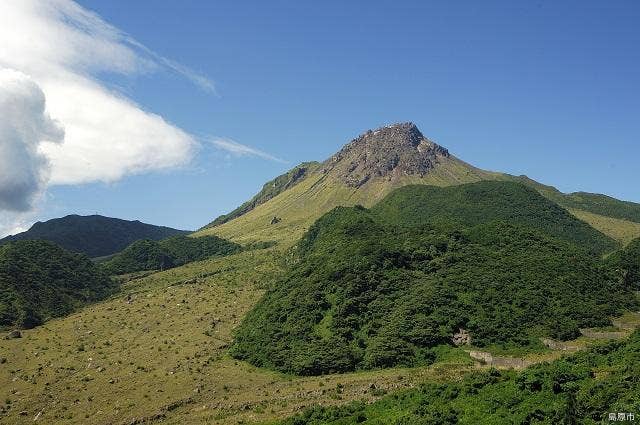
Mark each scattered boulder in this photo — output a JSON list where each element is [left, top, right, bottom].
[[270, 216, 282, 225], [5, 330, 21, 339], [452, 328, 471, 346]]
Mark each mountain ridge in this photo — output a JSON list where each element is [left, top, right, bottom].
[[0, 215, 190, 258], [197, 122, 640, 247]]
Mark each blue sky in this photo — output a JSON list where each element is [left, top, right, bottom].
[[5, 1, 640, 232]]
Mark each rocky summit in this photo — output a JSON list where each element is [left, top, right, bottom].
[[322, 122, 450, 187]]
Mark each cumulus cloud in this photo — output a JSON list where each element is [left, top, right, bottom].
[[0, 0, 207, 189], [211, 138, 286, 163], [0, 70, 64, 211], [0, 1, 281, 236]]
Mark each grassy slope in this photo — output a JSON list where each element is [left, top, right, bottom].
[[202, 162, 321, 229], [0, 247, 482, 425], [3, 243, 635, 425], [195, 156, 497, 246], [568, 209, 640, 247], [198, 157, 640, 249]]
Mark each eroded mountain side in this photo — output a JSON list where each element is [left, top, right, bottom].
[[321, 122, 452, 187], [198, 122, 640, 246]]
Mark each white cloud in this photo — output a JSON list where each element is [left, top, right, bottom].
[[211, 138, 286, 163], [0, 0, 209, 189], [0, 70, 64, 211], [0, 1, 281, 236]]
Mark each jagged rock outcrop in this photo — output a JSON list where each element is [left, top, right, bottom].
[[322, 122, 450, 187]]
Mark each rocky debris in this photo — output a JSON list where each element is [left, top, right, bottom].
[[467, 350, 533, 369], [323, 122, 450, 187], [579, 328, 627, 340], [612, 319, 637, 331], [541, 338, 580, 351], [270, 216, 281, 225], [452, 328, 471, 346], [126, 397, 194, 425], [5, 330, 21, 339]]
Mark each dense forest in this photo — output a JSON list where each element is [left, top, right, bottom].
[[231, 182, 637, 375], [372, 182, 617, 255], [607, 237, 640, 290], [101, 235, 241, 275], [0, 215, 189, 258], [0, 240, 117, 329], [281, 330, 640, 424]]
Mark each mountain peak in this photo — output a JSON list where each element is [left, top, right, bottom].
[[323, 122, 450, 187]]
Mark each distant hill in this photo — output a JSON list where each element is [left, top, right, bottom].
[[230, 182, 637, 375], [100, 235, 242, 275], [0, 215, 190, 258], [0, 240, 117, 329]]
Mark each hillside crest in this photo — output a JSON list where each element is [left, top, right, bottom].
[[322, 122, 450, 187]]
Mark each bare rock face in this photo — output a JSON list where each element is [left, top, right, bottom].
[[452, 328, 471, 346], [323, 122, 449, 187]]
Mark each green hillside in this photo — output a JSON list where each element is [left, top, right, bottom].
[[607, 237, 640, 290], [202, 162, 320, 229], [372, 181, 617, 255], [101, 235, 241, 275], [281, 330, 640, 425], [0, 240, 117, 329], [0, 215, 189, 258], [230, 183, 637, 375]]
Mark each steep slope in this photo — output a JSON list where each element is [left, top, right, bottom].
[[196, 123, 498, 244], [500, 175, 640, 244], [101, 235, 242, 275], [230, 184, 635, 375], [0, 240, 116, 329], [202, 161, 321, 229], [0, 215, 190, 258], [607, 237, 640, 290], [198, 122, 640, 247]]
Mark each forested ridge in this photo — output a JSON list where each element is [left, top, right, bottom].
[[0, 240, 117, 329], [231, 182, 638, 376], [101, 235, 242, 275], [0, 215, 188, 258]]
